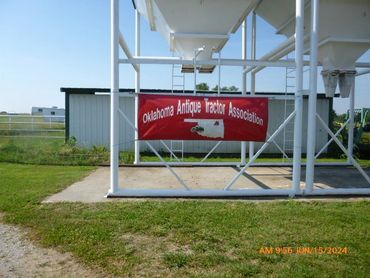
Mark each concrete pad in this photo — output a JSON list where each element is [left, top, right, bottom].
[[45, 168, 111, 203], [44, 166, 370, 203]]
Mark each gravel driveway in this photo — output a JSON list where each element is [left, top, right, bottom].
[[0, 220, 102, 278]]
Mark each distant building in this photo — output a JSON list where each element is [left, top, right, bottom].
[[31, 106, 65, 122]]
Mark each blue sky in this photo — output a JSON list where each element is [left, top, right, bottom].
[[0, 0, 369, 114]]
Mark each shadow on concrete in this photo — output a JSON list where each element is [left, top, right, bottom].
[[231, 167, 271, 189], [303, 166, 370, 189]]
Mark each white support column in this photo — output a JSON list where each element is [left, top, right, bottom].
[[218, 52, 221, 95], [193, 47, 204, 94], [109, 0, 119, 194], [193, 52, 197, 95], [241, 19, 247, 93], [348, 82, 355, 163], [241, 19, 247, 165], [292, 0, 304, 195], [134, 10, 141, 164], [305, 0, 319, 193], [249, 12, 256, 161]]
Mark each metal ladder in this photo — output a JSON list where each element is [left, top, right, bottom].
[[171, 63, 185, 93], [170, 140, 184, 161], [170, 58, 185, 161], [282, 54, 296, 161]]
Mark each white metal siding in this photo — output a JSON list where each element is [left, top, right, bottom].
[[69, 94, 134, 150], [69, 94, 329, 154]]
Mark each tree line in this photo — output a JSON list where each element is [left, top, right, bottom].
[[196, 83, 238, 92]]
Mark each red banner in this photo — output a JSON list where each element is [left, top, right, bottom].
[[138, 94, 268, 141]]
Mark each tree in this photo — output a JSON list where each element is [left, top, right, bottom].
[[212, 85, 239, 92], [228, 85, 239, 92], [196, 83, 209, 91]]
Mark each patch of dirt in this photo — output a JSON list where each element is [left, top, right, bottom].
[[119, 233, 193, 277], [0, 221, 104, 278]]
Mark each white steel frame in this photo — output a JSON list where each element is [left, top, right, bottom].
[[107, 0, 370, 197]]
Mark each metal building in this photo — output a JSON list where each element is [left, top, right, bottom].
[[31, 106, 65, 122], [31, 106, 65, 116]]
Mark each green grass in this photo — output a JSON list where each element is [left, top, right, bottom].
[[0, 162, 369, 277], [1, 134, 369, 167], [0, 137, 134, 165]]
